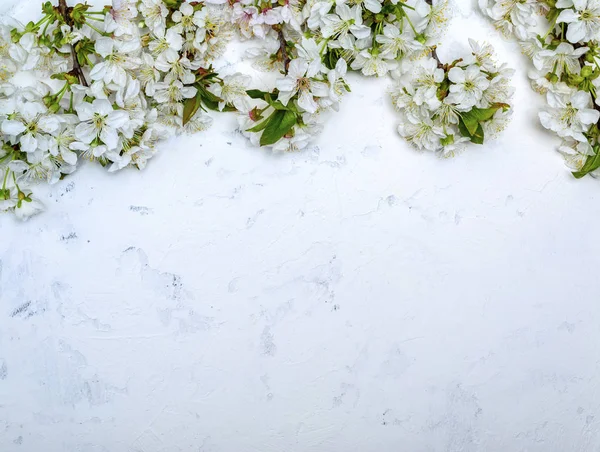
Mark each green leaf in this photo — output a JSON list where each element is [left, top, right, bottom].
[[201, 94, 220, 111], [459, 104, 508, 136], [457, 117, 471, 138], [267, 100, 288, 110], [470, 123, 485, 145], [246, 89, 270, 99], [259, 110, 297, 146], [221, 104, 238, 112], [246, 114, 273, 133], [458, 118, 485, 144], [573, 147, 600, 179], [182, 90, 202, 126]]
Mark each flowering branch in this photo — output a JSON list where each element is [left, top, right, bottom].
[[0, 0, 516, 221], [274, 26, 290, 74], [481, 0, 600, 180], [57, 0, 88, 86]]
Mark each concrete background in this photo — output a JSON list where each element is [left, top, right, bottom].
[[1, 0, 600, 450]]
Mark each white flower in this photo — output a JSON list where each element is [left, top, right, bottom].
[[154, 53, 195, 84], [558, 138, 595, 171], [90, 37, 137, 86], [59, 24, 83, 47], [276, 59, 323, 113], [469, 39, 497, 71], [389, 81, 423, 119], [2, 102, 59, 153], [557, 0, 600, 43], [208, 74, 251, 111], [533, 42, 588, 76], [307, 0, 334, 30], [376, 24, 423, 60], [321, 3, 371, 45], [446, 65, 490, 109], [482, 108, 512, 138], [138, 53, 161, 96], [440, 135, 470, 158], [364, 0, 383, 13], [14, 193, 44, 220], [116, 78, 146, 137], [351, 50, 393, 77], [70, 140, 108, 159], [296, 38, 325, 76], [172, 2, 197, 32], [413, 58, 444, 107], [153, 79, 197, 104], [193, 6, 228, 45], [74, 99, 129, 149], [9, 33, 40, 71], [184, 110, 213, 134], [105, 0, 138, 36], [231, 4, 259, 38], [481, 67, 515, 106], [528, 69, 554, 94], [149, 28, 184, 60], [398, 115, 445, 151], [539, 89, 600, 142], [480, 0, 537, 40], [321, 58, 348, 111], [48, 121, 78, 165], [139, 0, 168, 34]]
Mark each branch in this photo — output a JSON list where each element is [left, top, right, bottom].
[[276, 27, 290, 74], [58, 0, 88, 86], [431, 46, 443, 69]]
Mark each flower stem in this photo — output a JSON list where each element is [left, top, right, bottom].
[[2, 169, 10, 191]]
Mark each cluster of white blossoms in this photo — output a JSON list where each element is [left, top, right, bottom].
[[0, 0, 251, 219], [0, 0, 516, 220], [390, 40, 514, 157], [481, 0, 600, 179], [230, 0, 453, 151]]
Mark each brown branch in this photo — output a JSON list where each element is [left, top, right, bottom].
[[58, 0, 88, 86], [276, 27, 290, 74], [431, 46, 443, 69]]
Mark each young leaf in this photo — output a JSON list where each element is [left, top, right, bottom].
[[470, 123, 485, 145], [573, 147, 600, 179], [259, 110, 297, 146], [459, 104, 507, 136], [182, 90, 202, 126], [201, 85, 224, 109], [246, 89, 270, 99], [246, 113, 275, 133], [458, 118, 485, 144]]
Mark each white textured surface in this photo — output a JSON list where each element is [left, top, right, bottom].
[[2, 1, 600, 451]]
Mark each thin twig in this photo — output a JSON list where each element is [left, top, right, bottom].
[[58, 0, 88, 86], [431, 46, 444, 69], [276, 27, 290, 74]]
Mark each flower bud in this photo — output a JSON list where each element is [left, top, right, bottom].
[[582, 65, 593, 78], [415, 33, 427, 44], [546, 73, 558, 83], [585, 52, 596, 63], [48, 103, 61, 114], [65, 73, 78, 85], [42, 95, 54, 107]]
